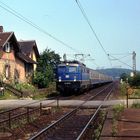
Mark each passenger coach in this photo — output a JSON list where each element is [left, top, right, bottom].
[[56, 60, 112, 95]]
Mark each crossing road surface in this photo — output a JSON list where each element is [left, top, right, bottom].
[[0, 99, 140, 109]]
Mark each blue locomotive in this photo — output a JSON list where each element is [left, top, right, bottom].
[[56, 60, 112, 95]]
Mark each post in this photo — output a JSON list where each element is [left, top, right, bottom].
[[132, 51, 136, 76], [126, 90, 128, 108], [126, 85, 129, 108], [57, 95, 59, 108], [8, 112, 11, 128], [40, 102, 42, 115], [27, 107, 30, 122]]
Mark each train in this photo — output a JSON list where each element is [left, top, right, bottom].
[[56, 60, 113, 95]]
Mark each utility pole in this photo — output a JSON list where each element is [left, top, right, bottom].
[[63, 54, 67, 61], [132, 51, 136, 75]]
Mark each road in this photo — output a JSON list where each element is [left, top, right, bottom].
[[0, 99, 139, 109]]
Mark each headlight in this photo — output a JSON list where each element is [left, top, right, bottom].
[[74, 76, 76, 81], [59, 76, 61, 82]]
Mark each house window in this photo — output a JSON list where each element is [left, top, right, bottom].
[[25, 64, 33, 77], [5, 65, 10, 79], [4, 42, 11, 53], [14, 69, 19, 83]]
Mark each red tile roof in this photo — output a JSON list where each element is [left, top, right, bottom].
[[0, 31, 38, 64], [16, 52, 37, 64], [18, 40, 39, 58], [0, 32, 13, 46]]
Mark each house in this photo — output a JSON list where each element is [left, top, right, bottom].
[[0, 26, 39, 83], [18, 40, 39, 71]]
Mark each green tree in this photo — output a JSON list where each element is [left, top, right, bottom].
[[33, 48, 61, 88], [129, 73, 140, 87], [120, 73, 128, 82]]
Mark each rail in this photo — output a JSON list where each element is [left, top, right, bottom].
[[76, 87, 113, 140], [29, 83, 113, 140]]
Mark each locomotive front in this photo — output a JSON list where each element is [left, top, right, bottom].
[[56, 62, 81, 95]]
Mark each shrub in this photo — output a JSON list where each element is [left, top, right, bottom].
[[14, 83, 36, 92]]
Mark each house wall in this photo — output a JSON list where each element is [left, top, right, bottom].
[[0, 48, 27, 83], [15, 57, 26, 83], [29, 49, 37, 71]]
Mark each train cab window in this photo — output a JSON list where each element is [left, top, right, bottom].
[[69, 66, 77, 73], [58, 66, 66, 73]]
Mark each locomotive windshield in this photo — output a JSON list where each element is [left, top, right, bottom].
[[58, 65, 77, 73], [58, 66, 65, 73], [68, 66, 77, 73]]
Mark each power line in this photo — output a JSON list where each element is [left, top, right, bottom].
[[109, 54, 131, 61], [75, 0, 112, 67], [108, 54, 133, 68], [0, 1, 80, 53], [0, 0, 100, 68]]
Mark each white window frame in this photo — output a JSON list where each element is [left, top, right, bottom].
[[5, 42, 10, 53], [5, 65, 10, 79]]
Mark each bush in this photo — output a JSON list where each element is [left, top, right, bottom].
[[129, 73, 140, 87], [14, 83, 36, 92], [131, 103, 140, 108]]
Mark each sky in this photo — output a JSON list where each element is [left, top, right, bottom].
[[0, 0, 140, 70]]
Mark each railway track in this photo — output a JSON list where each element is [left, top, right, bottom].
[[49, 83, 113, 101], [29, 83, 114, 140]]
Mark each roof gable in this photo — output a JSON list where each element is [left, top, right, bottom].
[[0, 32, 13, 46], [0, 32, 20, 52], [18, 40, 39, 58], [16, 52, 37, 64]]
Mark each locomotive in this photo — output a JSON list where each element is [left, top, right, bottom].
[[56, 60, 112, 95]]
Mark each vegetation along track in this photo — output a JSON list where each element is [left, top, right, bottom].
[[29, 83, 114, 140]]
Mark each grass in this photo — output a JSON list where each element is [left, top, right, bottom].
[[0, 82, 57, 100], [129, 89, 140, 99], [32, 82, 57, 100], [0, 90, 18, 100], [119, 82, 140, 99], [120, 83, 127, 97], [111, 104, 124, 136], [92, 110, 106, 140], [131, 102, 140, 108], [112, 104, 124, 118]]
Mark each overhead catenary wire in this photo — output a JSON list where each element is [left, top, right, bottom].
[[0, 1, 80, 53], [75, 0, 112, 67], [109, 54, 132, 61], [108, 54, 133, 68], [0, 0, 101, 68]]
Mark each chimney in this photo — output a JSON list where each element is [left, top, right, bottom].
[[0, 26, 3, 33]]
